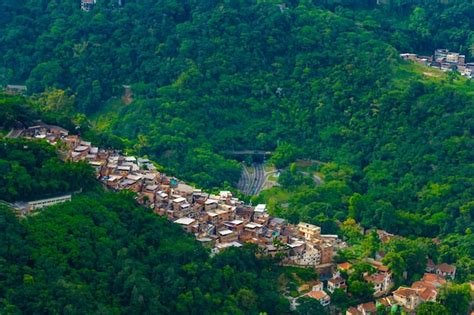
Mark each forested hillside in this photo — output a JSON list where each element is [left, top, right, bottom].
[[1, 2, 473, 313], [0, 138, 95, 202], [0, 192, 288, 314], [0, 1, 472, 239], [0, 138, 288, 314]]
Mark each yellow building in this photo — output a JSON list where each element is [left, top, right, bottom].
[[297, 222, 321, 241]]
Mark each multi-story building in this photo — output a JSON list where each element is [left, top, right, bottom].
[[297, 222, 321, 241]]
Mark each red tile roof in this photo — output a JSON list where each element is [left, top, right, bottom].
[[412, 281, 436, 290], [418, 287, 437, 301], [422, 273, 446, 286], [364, 273, 385, 284], [359, 301, 377, 313], [338, 262, 353, 270], [393, 287, 418, 298], [306, 290, 329, 300]]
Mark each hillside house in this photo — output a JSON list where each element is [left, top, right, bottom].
[[364, 272, 392, 296], [346, 302, 377, 315], [435, 263, 456, 279], [316, 243, 334, 264], [312, 280, 324, 292], [204, 198, 218, 211], [254, 204, 267, 214], [218, 229, 238, 243], [392, 287, 421, 311], [174, 217, 196, 233], [327, 275, 346, 293], [297, 222, 321, 241], [305, 290, 330, 307]]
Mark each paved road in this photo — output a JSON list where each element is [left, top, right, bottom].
[[237, 165, 251, 194], [251, 163, 265, 195], [237, 163, 266, 196]]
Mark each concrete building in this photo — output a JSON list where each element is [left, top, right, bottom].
[[297, 222, 321, 241]]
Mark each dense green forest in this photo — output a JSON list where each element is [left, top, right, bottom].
[[0, 0, 472, 274], [0, 94, 39, 129], [0, 137, 95, 202], [0, 192, 289, 314]]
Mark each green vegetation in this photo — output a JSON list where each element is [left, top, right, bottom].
[[438, 283, 472, 315], [0, 94, 39, 129], [0, 191, 289, 314], [0, 138, 96, 202], [1, 1, 473, 312], [294, 298, 327, 315], [0, 137, 288, 314], [416, 302, 450, 315], [2, 0, 471, 240], [1, 0, 472, 200]]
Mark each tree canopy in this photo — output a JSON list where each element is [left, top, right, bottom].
[[0, 191, 289, 314]]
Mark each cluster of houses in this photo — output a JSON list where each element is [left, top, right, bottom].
[[15, 124, 344, 268], [345, 264, 454, 314], [292, 254, 457, 314], [290, 227, 459, 314], [400, 48, 474, 78], [11, 123, 461, 314], [292, 258, 394, 311]]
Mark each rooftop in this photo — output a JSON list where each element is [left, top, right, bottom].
[[219, 190, 232, 198], [359, 302, 377, 313], [205, 199, 218, 205], [306, 290, 329, 300], [437, 263, 456, 273], [218, 229, 233, 236], [127, 174, 142, 181], [215, 242, 242, 249], [145, 185, 158, 191], [174, 218, 195, 225], [124, 156, 136, 162], [173, 197, 186, 203], [422, 273, 446, 285], [297, 222, 320, 229], [245, 222, 262, 229], [393, 287, 418, 298], [364, 273, 385, 284], [338, 262, 353, 270], [328, 276, 345, 284], [74, 145, 89, 152], [254, 204, 266, 212]]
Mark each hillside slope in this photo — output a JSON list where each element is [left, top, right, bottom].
[[0, 1, 472, 239], [0, 137, 288, 314]]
